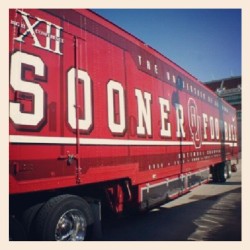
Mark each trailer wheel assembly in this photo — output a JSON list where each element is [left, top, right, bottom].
[[220, 163, 227, 182], [226, 161, 232, 179], [9, 9, 239, 241], [9, 216, 27, 241], [212, 161, 232, 183], [218, 161, 232, 182], [34, 194, 94, 241], [211, 166, 219, 183], [21, 202, 44, 239]]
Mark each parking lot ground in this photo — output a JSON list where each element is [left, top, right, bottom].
[[102, 160, 241, 241]]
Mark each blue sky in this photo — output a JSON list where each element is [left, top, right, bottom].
[[92, 9, 241, 83]]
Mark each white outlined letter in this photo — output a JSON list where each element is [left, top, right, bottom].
[[107, 80, 126, 134], [67, 68, 92, 131], [159, 97, 171, 137], [10, 51, 45, 126], [135, 89, 152, 136]]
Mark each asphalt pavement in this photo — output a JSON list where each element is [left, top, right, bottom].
[[101, 160, 241, 241]]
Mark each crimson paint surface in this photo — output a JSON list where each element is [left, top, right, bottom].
[[9, 9, 238, 198]]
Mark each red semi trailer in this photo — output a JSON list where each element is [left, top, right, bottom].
[[9, 9, 239, 240]]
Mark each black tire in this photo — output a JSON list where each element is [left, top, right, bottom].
[[21, 203, 44, 239], [9, 216, 27, 241], [226, 161, 232, 179], [34, 194, 94, 241], [211, 162, 229, 183], [217, 162, 227, 183], [211, 166, 219, 183]]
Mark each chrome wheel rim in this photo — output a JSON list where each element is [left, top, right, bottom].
[[55, 209, 87, 241], [224, 165, 228, 179]]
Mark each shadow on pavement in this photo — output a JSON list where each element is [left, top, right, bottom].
[[101, 187, 241, 241]]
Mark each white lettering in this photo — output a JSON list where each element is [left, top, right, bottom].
[[175, 104, 186, 138], [166, 72, 170, 81], [67, 68, 92, 131], [14, 10, 42, 47], [215, 118, 220, 140], [135, 89, 152, 136], [10, 51, 45, 126], [224, 121, 228, 141], [231, 124, 235, 141], [210, 116, 215, 139], [202, 113, 208, 139], [107, 80, 126, 134], [154, 65, 158, 74], [190, 105, 197, 128], [159, 97, 171, 137], [146, 60, 151, 70], [138, 55, 142, 65], [15, 10, 63, 55]]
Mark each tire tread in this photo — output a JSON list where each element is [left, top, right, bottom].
[[35, 194, 94, 241]]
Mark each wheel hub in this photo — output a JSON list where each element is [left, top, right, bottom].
[[55, 209, 87, 241]]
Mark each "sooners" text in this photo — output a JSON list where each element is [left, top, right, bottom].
[[10, 51, 237, 148]]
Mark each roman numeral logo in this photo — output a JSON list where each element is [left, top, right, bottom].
[[14, 10, 63, 55]]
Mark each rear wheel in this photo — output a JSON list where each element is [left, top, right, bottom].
[[212, 161, 230, 183], [34, 194, 94, 241], [9, 216, 27, 241], [218, 162, 227, 183], [226, 161, 232, 179], [21, 202, 43, 239], [211, 166, 219, 183]]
